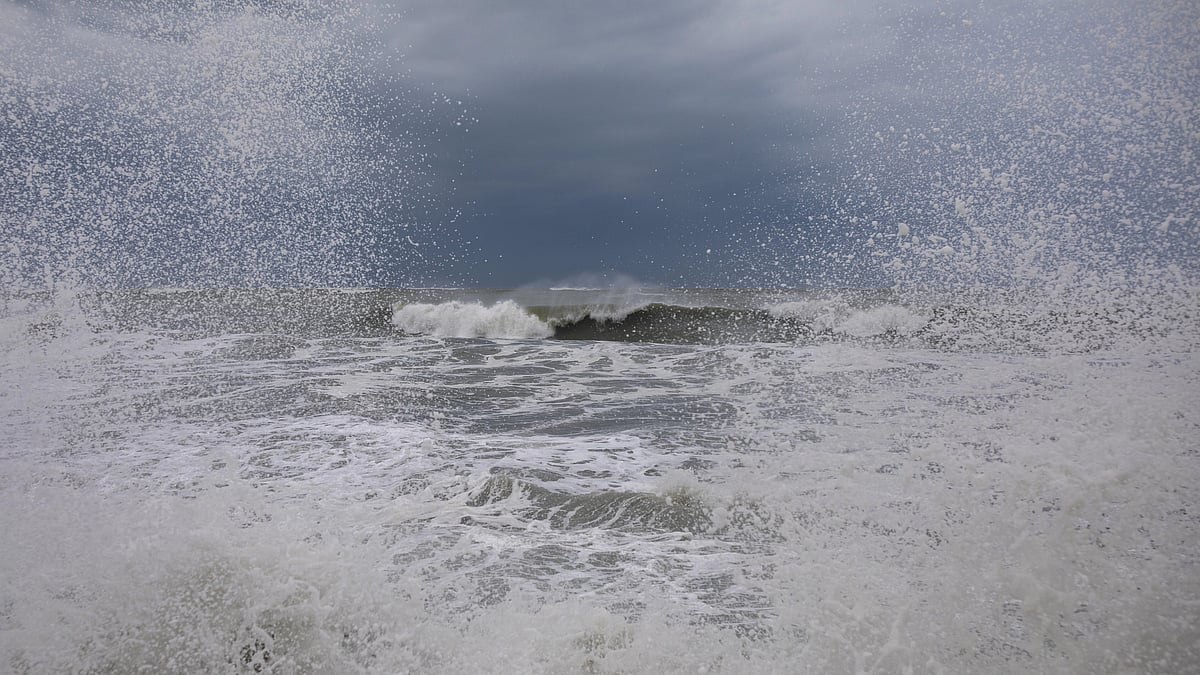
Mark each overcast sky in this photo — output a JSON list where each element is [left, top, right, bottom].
[[382, 0, 1197, 287], [1, 0, 1196, 288], [388, 0, 912, 286]]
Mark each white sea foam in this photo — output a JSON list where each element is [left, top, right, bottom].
[[392, 300, 553, 338], [4, 309, 1196, 673], [835, 304, 927, 337], [768, 299, 927, 337]]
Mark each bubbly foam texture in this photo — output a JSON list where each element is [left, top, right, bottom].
[[3, 307, 1197, 672]]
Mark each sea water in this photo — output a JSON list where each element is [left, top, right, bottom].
[[2, 0, 1198, 672], [1, 287, 1197, 673]]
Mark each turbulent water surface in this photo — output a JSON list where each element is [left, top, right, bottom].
[[1, 287, 1197, 673], [2, 0, 1198, 672]]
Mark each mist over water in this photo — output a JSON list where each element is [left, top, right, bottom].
[[742, 0, 1199, 293], [2, 1, 1199, 673], [0, 0, 461, 288]]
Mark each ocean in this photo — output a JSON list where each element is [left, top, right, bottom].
[[1, 286, 1197, 673], [3, 0, 1198, 671]]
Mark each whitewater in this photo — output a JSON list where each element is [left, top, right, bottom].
[[1, 286, 1197, 673]]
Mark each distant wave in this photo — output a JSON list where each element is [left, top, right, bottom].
[[7, 287, 1190, 351], [552, 304, 797, 343], [390, 298, 928, 344], [387, 290, 1194, 351]]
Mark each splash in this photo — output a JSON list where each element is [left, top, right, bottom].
[[744, 0, 1198, 299], [0, 0, 456, 289], [866, 1, 1196, 289], [2, 2, 1198, 673]]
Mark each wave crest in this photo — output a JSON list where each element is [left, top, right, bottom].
[[391, 300, 553, 339]]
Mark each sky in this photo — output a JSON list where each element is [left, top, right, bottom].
[[389, 0, 918, 286], [0, 0, 1196, 288]]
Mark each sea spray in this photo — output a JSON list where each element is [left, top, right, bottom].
[[0, 462, 446, 674], [2, 1, 1198, 673], [0, 0, 459, 289], [724, 0, 1198, 300], [847, 0, 1199, 294]]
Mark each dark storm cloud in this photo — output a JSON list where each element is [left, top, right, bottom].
[[387, 0, 910, 285], [385, 0, 1199, 287], [9, 0, 1189, 288]]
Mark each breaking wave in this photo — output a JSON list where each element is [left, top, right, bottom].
[[392, 300, 555, 339], [388, 288, 1199, 351]]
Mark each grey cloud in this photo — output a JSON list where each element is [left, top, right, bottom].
[[385, 0, 922, 283], [391, 0, 894, 96], [8, 0, 1189, 288], [390, 0, 1198, 286]]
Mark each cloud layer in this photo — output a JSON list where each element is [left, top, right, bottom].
[[2, 0, 1195, 287]]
